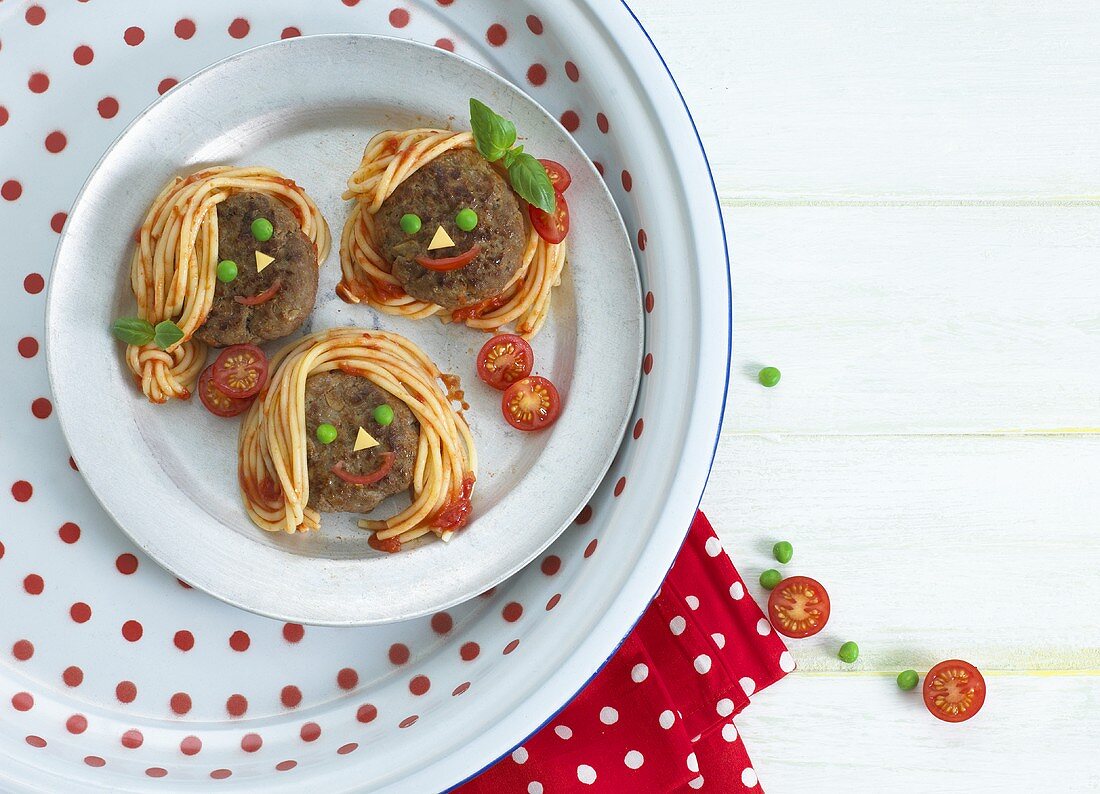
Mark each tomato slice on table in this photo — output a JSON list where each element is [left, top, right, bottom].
[[529, 190, 569, 244], [476, 334, 534, 390], [501, 376, 561, 431], [211, 343, 268, 399], [923, 660, 986, 723], [538, 159, 572, 192], [198, 365, 254, 417], [767, 575, 830, 638]]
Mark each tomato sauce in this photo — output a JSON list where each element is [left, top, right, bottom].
[[430, 474, 476, 531]]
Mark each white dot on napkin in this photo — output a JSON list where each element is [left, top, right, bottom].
[[687, 752, 699, 773], [599, 706, 618, 725], [742, 767, 759, 787], [740, 676, 756, 696], [624, 750, 644, 769], [756, 618, 772, 636], [722, 722, 739, 742], [729, 582, 745, 600], [779, 651, 796, 672], [631, 663, 649, 682], [577, 764, 597, 785], [685, 595, 700, 610], [669, 616, 686, 636], [659, 709, 675, 729], [554, 725, 573, 740], [716, 698, 734, 717], [694, 654, 712, 674], [511, 747, 528, 764], [705, 537, 722, 557]]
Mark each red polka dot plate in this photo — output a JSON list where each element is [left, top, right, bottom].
[[47, 34, 642, 626], [1, 1, 729, 790]]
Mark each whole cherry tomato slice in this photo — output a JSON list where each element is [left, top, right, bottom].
[[197, 365, 253, 418], [528, 190, 569, 245], [923, 660, 986, 723], [767, 575, 830, 638], [476, 334, 534, 390], [211, 343, 268, 399], [501, 376, 561, 432], [538, 159, 572, 192]]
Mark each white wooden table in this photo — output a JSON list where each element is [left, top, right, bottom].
[[631, 1, 1100, 790]]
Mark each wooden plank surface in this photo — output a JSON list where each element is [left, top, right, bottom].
[[724, 205, 1100, 434], [636, 0, 1100, 200], [628, 0, 1100, 789]]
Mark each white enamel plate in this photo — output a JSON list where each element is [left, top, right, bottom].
[[47, 35, 643, 625]]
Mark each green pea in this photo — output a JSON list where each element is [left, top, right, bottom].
[[251, 217, 274, 242], [373, 404, 395, 426], [455, 208, 478, 232], [400, 213, 422, 234], [773, 540, 793, 564], [759, 569, 782, 590], [216, 259, 238, 283], [897, 670, 920, 691], [316, 423, 338, 444], [838, 641, 859, 664], [758, 366, 781, 387]]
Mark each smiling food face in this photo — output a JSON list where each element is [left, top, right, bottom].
[[304, 372, 419, 514], [194, 192, 318, 347], [375, 148, 526, 310]]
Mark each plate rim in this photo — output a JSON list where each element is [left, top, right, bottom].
[[44, 32, 644, 626]]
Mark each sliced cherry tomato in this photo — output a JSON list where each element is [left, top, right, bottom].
[[197, 365, 253, 417], [767, 576, 830, 638], [538, 159, 572, 192], [331, 452, 395, 486], [233, 277, 283, 306], [476, 334, 534, 390], [211, 343, 268, 399], [416, 243, 481, 272], [431, 474, 476, 531], [923, 660, 986, 723], [528, 190, 569, 244], [501, 376, 561, 432]]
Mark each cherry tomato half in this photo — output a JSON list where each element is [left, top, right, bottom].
[[767, 576, 830, 638], [476, 334, 534, 390], [211, 343, 268, 399], [501, 376, 561, 432], [529, 190, 569, 245], [538, 159, 572, 192], [198, 365, 254, 418], [923, 660, 986, 723]]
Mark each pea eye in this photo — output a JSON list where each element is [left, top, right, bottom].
[[400, 213, 422, 234], [455, 208, 478, 232]]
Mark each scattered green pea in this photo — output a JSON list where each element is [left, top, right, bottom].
[[455, 207, 478, 232], [216, 259, 239, 283], [373, 404, 395, 426], [316, 423, 338, 444], [897, 670, 920, 691], [838, 641, 859, 664], [759, 569, 782, 590], [400, 213, 422, 234], [251, 217, 274, 242], [773, 540, 793, 564], [758, 366, 781, 387]]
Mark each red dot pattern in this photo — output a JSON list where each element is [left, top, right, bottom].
[[211, 769, 232, 780], [123, 26, 145, 46], [460, 642, 480, 661], [614, 476, 627, 496], [487, 23, 508, 46], [97, 97, 119, 119], [546, 593, 562, 610], [281, 685, 302, 708], [389, 643, 410, 664], [502, 602, 523, 622], [560, 110, 580, 132], [226, 694, 248, 717], [170, 692, 192, 715], [26, 736, 47, 748], [174, 630, 194, 651], [63, 666, 84, 687], [24, 273, 45, 294], [84, 757, 106, 768], [175, 19, 196, 40], [337, 668, 359, 690], [503, 639, 520, 655], [435, 38, 454, 52], [452, 682, 471, 696], [338, 742, 358, 755], [121, 620, 143, 642], [18, 337, 39, 358], [28, 73, 49, 94], [409, 675, 431, 696], [25, 6, 46, 25], [121, 729, 144, 749], [585, 539, 599, 558], [70, 602, 91, 623], [12, 692, 34, 711], [634, 418, 646, 439], [281, 27, 302, 39], [389, 8, 410, 28], [229, 630, 251, 651], [73, 45, 94, 66], [398, 715, 418, 729], [356, 704, 378, 723], [157, 78, 179, 95], [115, 681, 137, 703], [67, 715, 88, 734], [228, 18, 250, 39], [3, 181, 24, 201], [283, 623, 304, 642], [12, 481, 33, 502], [241, 733, 263, 752], [0, 107, 8, 127], [180, 736, 202, 756], [276, 760, 297, 772], [146, 768, 167, 778], [575, 504, 593, 524], [51, 212, 67, 233], [597, 113, 610, 133], [565, 61, 581, 82], [23, 574, 44, 595], [430, 612, 453, 634], [300, 722, 321, 742], [44, 132, 67, 157], [527, 64, 547, 86], [541, 555, 562, 575], [526, 15, 544, 34], [116, 553, 139, 574]]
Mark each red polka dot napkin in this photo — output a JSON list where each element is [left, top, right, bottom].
[[458, 512, 791, 793]]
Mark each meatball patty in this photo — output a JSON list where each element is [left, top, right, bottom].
[[375, 149, 526, 310], [304, 371, 419, 514], [194, 192, 318, 347]]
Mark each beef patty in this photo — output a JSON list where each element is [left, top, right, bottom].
[[304, 371, 419, 514], [375, 149, 526, 310], [194, 191, 318, 347]]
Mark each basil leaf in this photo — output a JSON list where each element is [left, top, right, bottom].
[[111, 317, 155, 346], [499, 144, 524, 170], [469, 98, 516, 162], [153, 320, 185, 350], [508, 153, 556, 213]]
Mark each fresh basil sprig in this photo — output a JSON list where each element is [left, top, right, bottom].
[[153, 320, 185, 350], [111, 317, 155, 346], [469, 99, 555, 213], [111, 317, 184, 350]]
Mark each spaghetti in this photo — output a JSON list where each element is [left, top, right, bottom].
[[125, 167, 330, 404], [337, 129, 567, 338], [238, 328, 477, 548]]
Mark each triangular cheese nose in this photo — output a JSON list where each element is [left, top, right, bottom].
[[353, 426, 379, 452], [427, 226, 455, 251]]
